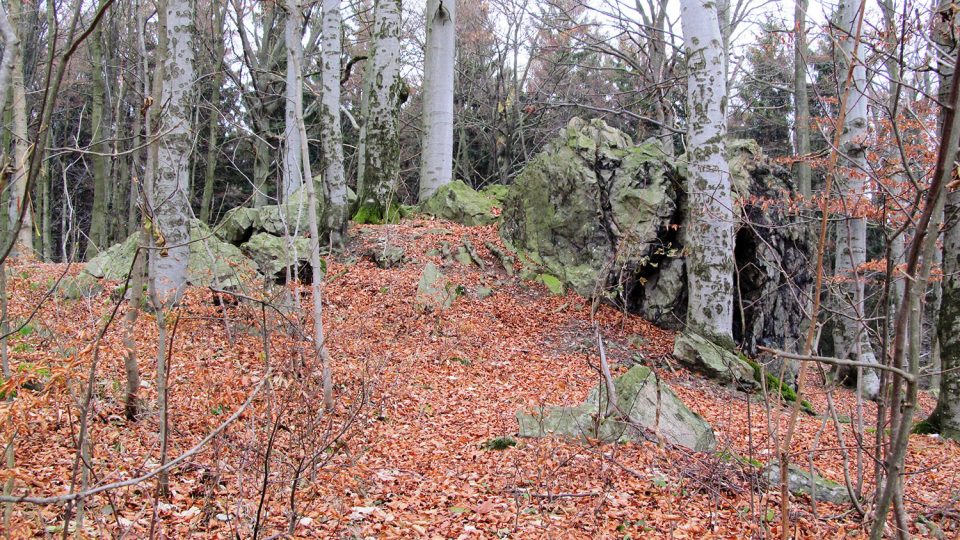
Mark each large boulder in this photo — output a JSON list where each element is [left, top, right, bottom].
[[215, 180, 353, 283], [501, 118, 812, 358], [501, 118, 679, 297], [240, 233, 313, 282], [420, 180, 499, 226], [84, 220, 259, 289], [517, 365, 717, 452]]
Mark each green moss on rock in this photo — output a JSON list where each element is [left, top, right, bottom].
[[517, 365, 717, 452], [420, 180, 499, 226]]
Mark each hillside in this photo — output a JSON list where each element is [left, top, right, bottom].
[[0, 218, 955, 538]]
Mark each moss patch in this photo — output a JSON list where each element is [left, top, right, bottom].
[[353, 202, 400, 225]]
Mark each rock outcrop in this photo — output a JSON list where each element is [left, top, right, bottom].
[[501, 118, 812, 358], [517, 365, 717, 452], [84, 220, 259, 289], [214, 181, 349, 282]]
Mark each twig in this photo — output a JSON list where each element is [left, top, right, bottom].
[[758, 346, 915, 382]]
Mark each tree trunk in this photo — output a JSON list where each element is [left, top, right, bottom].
[[286, 0, 333, 410], [418, 0, 456, 201], [150, 0, 194, 304], [832, 0, 880, 400], [199, 2, 226, 224], [793, 0, 811, 199], [282, 4, 305, 201], [8, 0, 32, 259], [86, 12, 110, 259], [320, 0, 348, 242], [929, 0, 960, 435], [355, 0, 402, 223], [679, 0, 734, 344]]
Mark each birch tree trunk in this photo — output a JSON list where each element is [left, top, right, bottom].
[[283, 5, 305, 201], [418, 0, 456, 201], [320, 0, 348, 242], [355, 0, 402, 223], [679, 0, 735, 344], [7, 0, 32, 258], [832, 0, 880, 400], [150, 0, 194, 304]]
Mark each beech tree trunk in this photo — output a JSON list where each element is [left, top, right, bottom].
[[282, 4, 305, 201], [150, 0, 194, 304], [320, 0, 348, 241], [679, 0, 734, 344], [418, 0, 456, 201], [832, 0, 880, 400], [355, 0, 402, 223], [7, 0, 32, 258], [928, 0, 960, 440]]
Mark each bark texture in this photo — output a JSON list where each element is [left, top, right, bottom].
[[418, 0, 456, 201], [355, 0, 403, 223], [320, 0, 348, 240], [679, 0, 735, 345], [150, 0, 195, 304]]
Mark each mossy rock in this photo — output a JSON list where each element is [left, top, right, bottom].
[[58, 273, 104, 300], [420, 180, 499, 226], [216, 181, 357, 243], [240, 233, 314, 280], [672, 332, 757, 389], [353, 201, 400, 225], [86, 220, 259, 289], [762, 462, 851, 505], [415, 262, 457, 311], [743, 355, 815, 414], [480, 184, 510, 205], [517, 365, 717, 452], [500, 117, 679, 297], [536, 274, 565, 295]]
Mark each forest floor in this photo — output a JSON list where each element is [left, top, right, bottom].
[[1, 218, 958, 539]]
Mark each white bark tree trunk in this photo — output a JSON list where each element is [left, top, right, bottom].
[[680, 0, 735, 344], [832, 0, 880, 400], [320, 0, 348, 241], [286, 0, 333, 409], [283, 3, 305, 200], [150, 0, 194, 304], [418, 0, 456, 201], [356, 0, 402, 223], [8, 0, 32, 258]]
